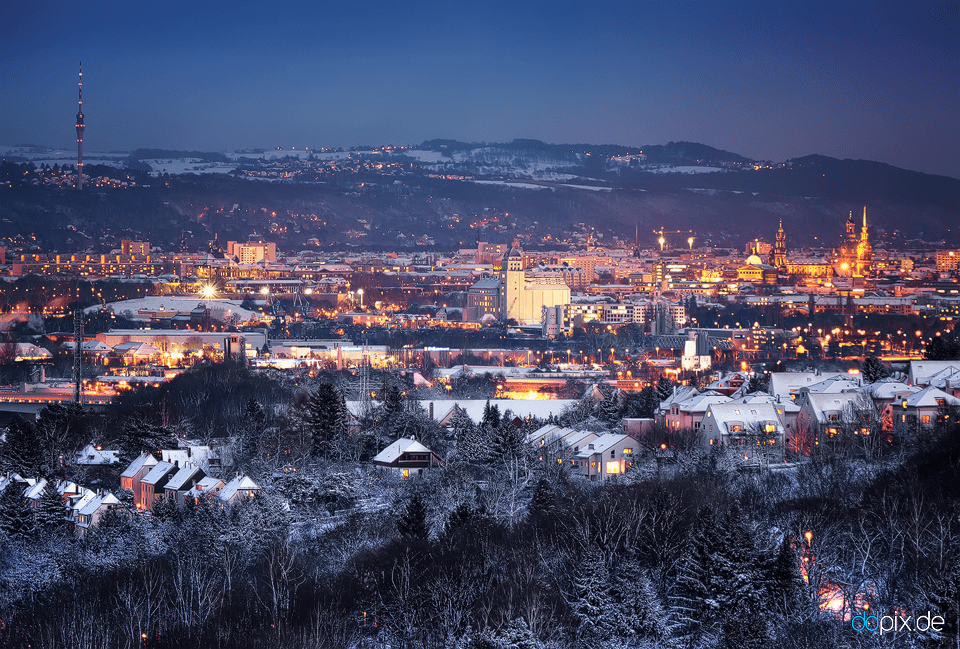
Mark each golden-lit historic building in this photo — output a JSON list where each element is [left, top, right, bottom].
[[834, 207, 873, 278]]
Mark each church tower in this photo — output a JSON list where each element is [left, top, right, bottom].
[[855, 206, 873, 277], [769, 219, 787, 270]]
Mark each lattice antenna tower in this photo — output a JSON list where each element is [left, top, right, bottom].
[[73, 309, 84, 404]]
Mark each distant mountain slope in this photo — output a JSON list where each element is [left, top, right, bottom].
[[617, 154, 960, 210], [637, 141, 754, 165]]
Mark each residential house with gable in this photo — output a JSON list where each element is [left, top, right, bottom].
[[163, 463, 206, 506], [699, 402, 785, 465], [883, 386, 960, 429], [75, 491, 120, 537], [216, 474, 261, 507], [120, 452, 158, 494], [572, 433, 636, 481], [373, 438, 443, 479], [185, 476, 226, 505], [139, 461, 178, 511]]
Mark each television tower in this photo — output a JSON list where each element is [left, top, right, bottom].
[[75, 63, 84, 190]]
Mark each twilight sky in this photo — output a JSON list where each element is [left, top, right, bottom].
[[2, 0, 957, 177]]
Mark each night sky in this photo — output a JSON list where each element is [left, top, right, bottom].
[[2, 1, 957, 177]]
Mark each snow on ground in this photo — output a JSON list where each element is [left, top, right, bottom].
[[469, 180, 549, 191], [140, 159, 237, 176], [639, 164, 724, 174], [468, 179, 611, 192], [86, 296, 260, 323]]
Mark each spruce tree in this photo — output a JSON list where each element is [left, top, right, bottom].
[[481, 400, 501, 432], [34, 480, 69, 537], [638, 385, 660, 418], [489, 419, 523, 464], [656, 377, 674, 402], [598, 388, 622, 423], [0, 481, 34, 540], [765, 538, 809, 622], [526, 479, 558, 524], [237, 398, 267, 466], [669, 506, 725, 647], [397, 493, 429, 540], [572, 545, 614, 643], [861, 355, 889, 383], [451, 406, 483, 462], [0, 416, 44, 476], [306, 381, 349, 459]]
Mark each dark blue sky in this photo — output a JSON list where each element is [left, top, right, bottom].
[[2, 1, 957, 176]]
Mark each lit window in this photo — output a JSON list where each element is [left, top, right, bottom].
[[605, 461, 621, 474]]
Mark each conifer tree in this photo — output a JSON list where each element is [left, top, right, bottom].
[[572, 545, 614, 643], [451, 406, 484, 462], [0, 416, 44, 476], [481, 400, 501, 432], [489, 419, 524, 464], [765, 538, 809, 622], [598, 388, 622, 423], [0, 481, 34, 540], [34, 480, 69, 537], [397, 493, 429, 540], [526, 478, 558, 524], [656, 376, 675, 402], [861, 355, 889, 383], [237, 398, 267, 467], [669, 506, 725, 647], [306, 381, 349, 459]]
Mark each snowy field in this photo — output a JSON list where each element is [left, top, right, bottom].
[[86, 296, 260, 323]]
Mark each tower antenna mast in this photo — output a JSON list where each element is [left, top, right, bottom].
[[76, 63, 85, 190]]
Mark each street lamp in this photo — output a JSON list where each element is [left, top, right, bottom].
[[357, 288, 364, 310]]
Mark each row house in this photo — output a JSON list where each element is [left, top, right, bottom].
[[700, 402, 786, 466], [139, 461, 178, 511], [75, 491, 120, 537], [186, 476, 226, 505], [164, 463, 206, 506], [768, 372, 852, 402], [162, 445, 222, 476], [572, 434, 636, 481], [526, 424, 599, 462], [120, 452, 158, 494], [216, 474, 262, 507], [793, 392, 873, 454], [661, 391, 731, 431], [883, 386, 960, 429]]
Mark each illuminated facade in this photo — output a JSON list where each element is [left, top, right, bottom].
[[834, 207, 872, 277], [498, 245, 570, 325]]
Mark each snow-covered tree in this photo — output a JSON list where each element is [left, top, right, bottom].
[[572, 545, 614, 644], [305, 381, 349, 460], [0, 481, 34, 540], [0, 417, 43, 476], [861, 355, 889, 383], [33, 481, 69, 538]]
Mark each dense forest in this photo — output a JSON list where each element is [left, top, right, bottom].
[[0, 362, 958, 648]]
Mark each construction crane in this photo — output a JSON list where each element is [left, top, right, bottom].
[[653, 227, 696, 251]]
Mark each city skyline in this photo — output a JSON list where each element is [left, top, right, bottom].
[[1, 1, 958, 178]]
